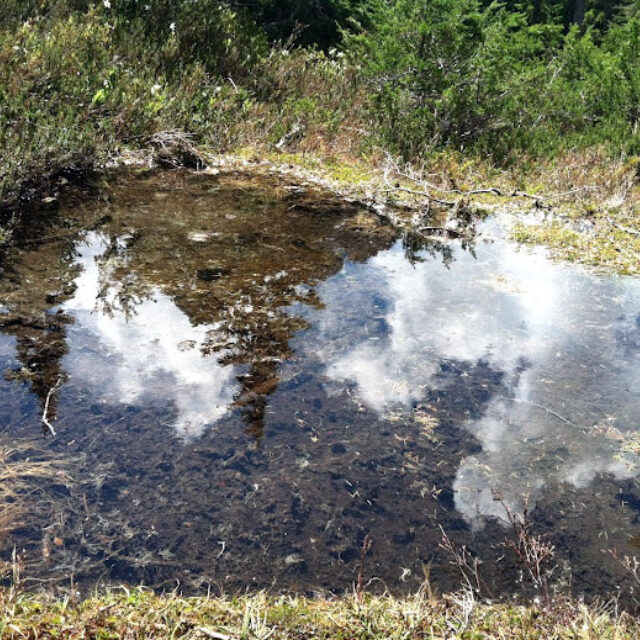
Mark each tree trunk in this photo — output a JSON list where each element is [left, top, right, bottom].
[[572, 0, 586, 26], [532, 0, 544, 24]]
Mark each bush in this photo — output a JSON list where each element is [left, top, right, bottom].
[[0, 3, 363, 206], [347, 0, 640, 162]]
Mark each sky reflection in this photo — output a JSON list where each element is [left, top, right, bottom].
[[62, 232, 237, 440], [307, 221, 640, 525]]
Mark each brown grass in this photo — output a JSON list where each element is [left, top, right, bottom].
[[0, 440, 68, 538], [1, 584, 639, 639]]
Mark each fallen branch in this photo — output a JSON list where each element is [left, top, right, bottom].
[[388, 166, 596, 204], [390, 168, 448, 193], [513, 398, 574, 426], [383, 186, 456, 207], [42, 377, 63, 437], [542, 186, 597, 200], [606, 217, 640, 237]]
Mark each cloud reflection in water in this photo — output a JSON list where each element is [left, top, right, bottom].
[[308, 221, 640, 525], [62, 233, 237, 440]]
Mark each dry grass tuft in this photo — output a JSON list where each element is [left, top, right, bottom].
[[0, 440, 68, 538], [1, 585, 639, 639]]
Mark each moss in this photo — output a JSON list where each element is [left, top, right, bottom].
[[512, 222, 582, 252], [251, 151, 376, 187], [511, 216, 640, 275], [323, 160, 376, 185]]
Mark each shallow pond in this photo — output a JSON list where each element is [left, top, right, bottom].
[[2, 170, 640, 600]]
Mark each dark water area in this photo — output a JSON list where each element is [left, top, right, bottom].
[[2, 170, 640, 601]]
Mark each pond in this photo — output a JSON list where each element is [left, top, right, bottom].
[[2, 170, 640, 600]]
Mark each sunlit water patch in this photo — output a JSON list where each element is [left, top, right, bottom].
[[1, 172, 640, 601], [62, 233, 238, 440], [298, 219, 640, 527]]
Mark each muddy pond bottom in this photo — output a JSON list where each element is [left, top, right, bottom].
[[2, 171, 640, 600]]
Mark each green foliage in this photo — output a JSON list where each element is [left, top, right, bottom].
[[0, 0, 367, 49], [0, 6, 231, 203], [1, 0, 640, 208], [348, 0, 640, 161], [102, 0, 268, 79], [237, 0, 369, 47], [0, 3, 360, 206]]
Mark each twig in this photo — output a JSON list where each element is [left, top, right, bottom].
[[356, 535, 372, 603], [391, 169, 449, 193], [494, 494, 555, 608], [438, 525, 495, 599], [383, 186, 457, 207], [388, 166, 595, 203], [42, 377, 63, 437], [194, 628, 230, 640], [466, 188, 504, 196], [607, 548, 640, 587], [227, 76, 238, 93], [606, 217, 640, 237], [543, 186, 596, 199], [513, 398, 573, 426]]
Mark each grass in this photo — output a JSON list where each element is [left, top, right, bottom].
[[0, 7, 366, 213], [1, 585, 639, 639], [512, 220, 640, 276], [0, 440, 69, 539]]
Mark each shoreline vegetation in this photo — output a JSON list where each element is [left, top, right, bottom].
[[3, 586, 640, 639], [6, 145, 640, 274], [1, 1, 640, 273], [2, 437, 640, 637]]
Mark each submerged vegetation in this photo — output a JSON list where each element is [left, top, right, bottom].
[[0, 439, 69, 543]]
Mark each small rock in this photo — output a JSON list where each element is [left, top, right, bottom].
[[284, 553, 304, 566], [197, 266, 228, 282]]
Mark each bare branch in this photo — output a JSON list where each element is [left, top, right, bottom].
[[42, 377, 63, 437]]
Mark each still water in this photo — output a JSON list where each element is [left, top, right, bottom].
[[1, 170, 640, 598]]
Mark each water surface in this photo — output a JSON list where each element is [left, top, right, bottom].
[[2, 170, 640, 600]]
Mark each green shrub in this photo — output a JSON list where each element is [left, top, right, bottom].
[[347, 0, 640, 162]]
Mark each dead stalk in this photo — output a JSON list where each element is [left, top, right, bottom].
[[356, 535, 372, 603], [495, 494, 556, 608], [607, 548, 640, 588], [438, 525, 495, 600]]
